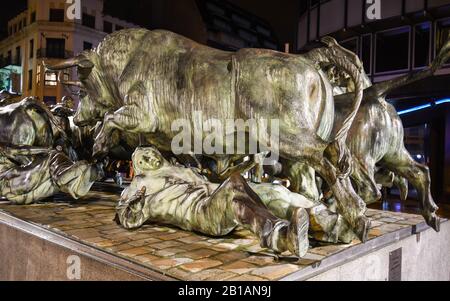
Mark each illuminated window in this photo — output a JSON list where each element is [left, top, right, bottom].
[[45, 72, 57, 86], [28, 69, 33, 90], [36, 64, 41, 84]]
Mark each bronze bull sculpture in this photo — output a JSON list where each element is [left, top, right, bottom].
[[283, 37, 450, 232], [0, 97, 67, 151], [46, 29, 371, 241]]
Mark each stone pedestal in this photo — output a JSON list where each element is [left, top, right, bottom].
[[0, 198, 448, 281]]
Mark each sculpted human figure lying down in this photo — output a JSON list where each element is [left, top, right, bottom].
[[116, 147, 356, 259], [0, 145, 102, 204]]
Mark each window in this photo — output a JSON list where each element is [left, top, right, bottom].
[[361, 35, 372, 74], [28, 69, 33, 90], [376, 27, 410, 73], [103, 21, 113, 33], [36, 64, 41, 85], [436, 19, 450, 64], [63, 72, 70, 81], [341, 38, 359, 56], [15, 46, 21, 65], [46, 38, 66, 58], [19, 21, 22, 31], [49, 9, 64, 22], [29, 39, 34, 58], [82, 13, 96, 29], [45, 72, 58, 86], [414, 23, 431, 68], [30, 11, 36, 23], [83, 41, 93, 50], [23, 18, 26, 27], [115, 25, 124, 31]]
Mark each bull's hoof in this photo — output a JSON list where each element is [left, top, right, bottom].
[[426, 214, 441, 232], [355, 216, 371, 243]]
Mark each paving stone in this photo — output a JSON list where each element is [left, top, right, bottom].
[[221, 261, 257, 274], [83, 236, 107, 244], [151, 241, 184, 250], [210, 243, 239, 251], [243, 255, 276, 266], [65, 228, 100, 239], [166, 267, 194, 279], [397, 219, 423, 226], [128, 238, 161, 247], [177, 235, 207, 244], [379, 217, 404, 223], [179, 259, 223, 273], [182, 248, 219, 259], [368, 228, 383, 238], [106, 243, 134, 252], [95, 239, 122, 248], [372, 223, 409, 235], [308, 244, 349, 257], [228, 275, 266, 281], [154, 248, 185, 257], [134, 254, 159, 263], [189, 269, 237, 281], [213, 251, 248, 263], [158, 232, 191, 241], [178, 242, 211, 251], [251, 264, 299, 280], [151, 258, 194, 270], [118, 247, 151, 257], [369, 221, 386, 228]]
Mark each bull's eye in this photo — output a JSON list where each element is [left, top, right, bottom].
[[79, 90, 87, 98]]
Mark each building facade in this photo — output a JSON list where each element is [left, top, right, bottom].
[[297, 0, 450, 202], [144, 0, 280, 51], [0, 0, 138, 105]]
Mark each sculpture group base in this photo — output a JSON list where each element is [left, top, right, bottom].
[[0, 192, 449, 281]]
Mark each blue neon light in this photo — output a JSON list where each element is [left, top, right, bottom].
[[435, 98, 450, 105], [397, 98, 450, 115], [398, 104, 432, 115]]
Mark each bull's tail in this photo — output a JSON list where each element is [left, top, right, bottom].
[[305, 37, 365, 177], [22, 98, 69, 142]]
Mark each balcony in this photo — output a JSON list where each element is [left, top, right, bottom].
[[0, 57, 21, 69], [36, 48, 74, 59]]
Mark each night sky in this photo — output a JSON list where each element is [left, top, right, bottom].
[[1, 0, 302, 47]]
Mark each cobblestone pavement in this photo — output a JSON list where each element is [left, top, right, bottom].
[[0, 189, 431, 281]]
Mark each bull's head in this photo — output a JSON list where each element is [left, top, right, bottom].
[[44, 54, 110, 126]]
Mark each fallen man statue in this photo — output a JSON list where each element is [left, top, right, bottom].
[[116, 147, 356, 258], [0, 144, 102, 204]]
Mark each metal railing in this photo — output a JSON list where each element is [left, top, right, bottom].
[[36, 48, 74, 59], [0, 57, 21, 69]]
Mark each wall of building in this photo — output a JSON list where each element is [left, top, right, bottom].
[[298, 0, 450, 50], [0, 0, 138, 105]]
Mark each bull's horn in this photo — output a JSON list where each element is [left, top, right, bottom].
[[44, 55, 94, 71], [61, 80, 83, 88], [57, 71, 83, 88]]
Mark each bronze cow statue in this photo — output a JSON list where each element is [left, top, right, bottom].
[[46, 29, 371, 240], [320, 37, 450, 231]]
